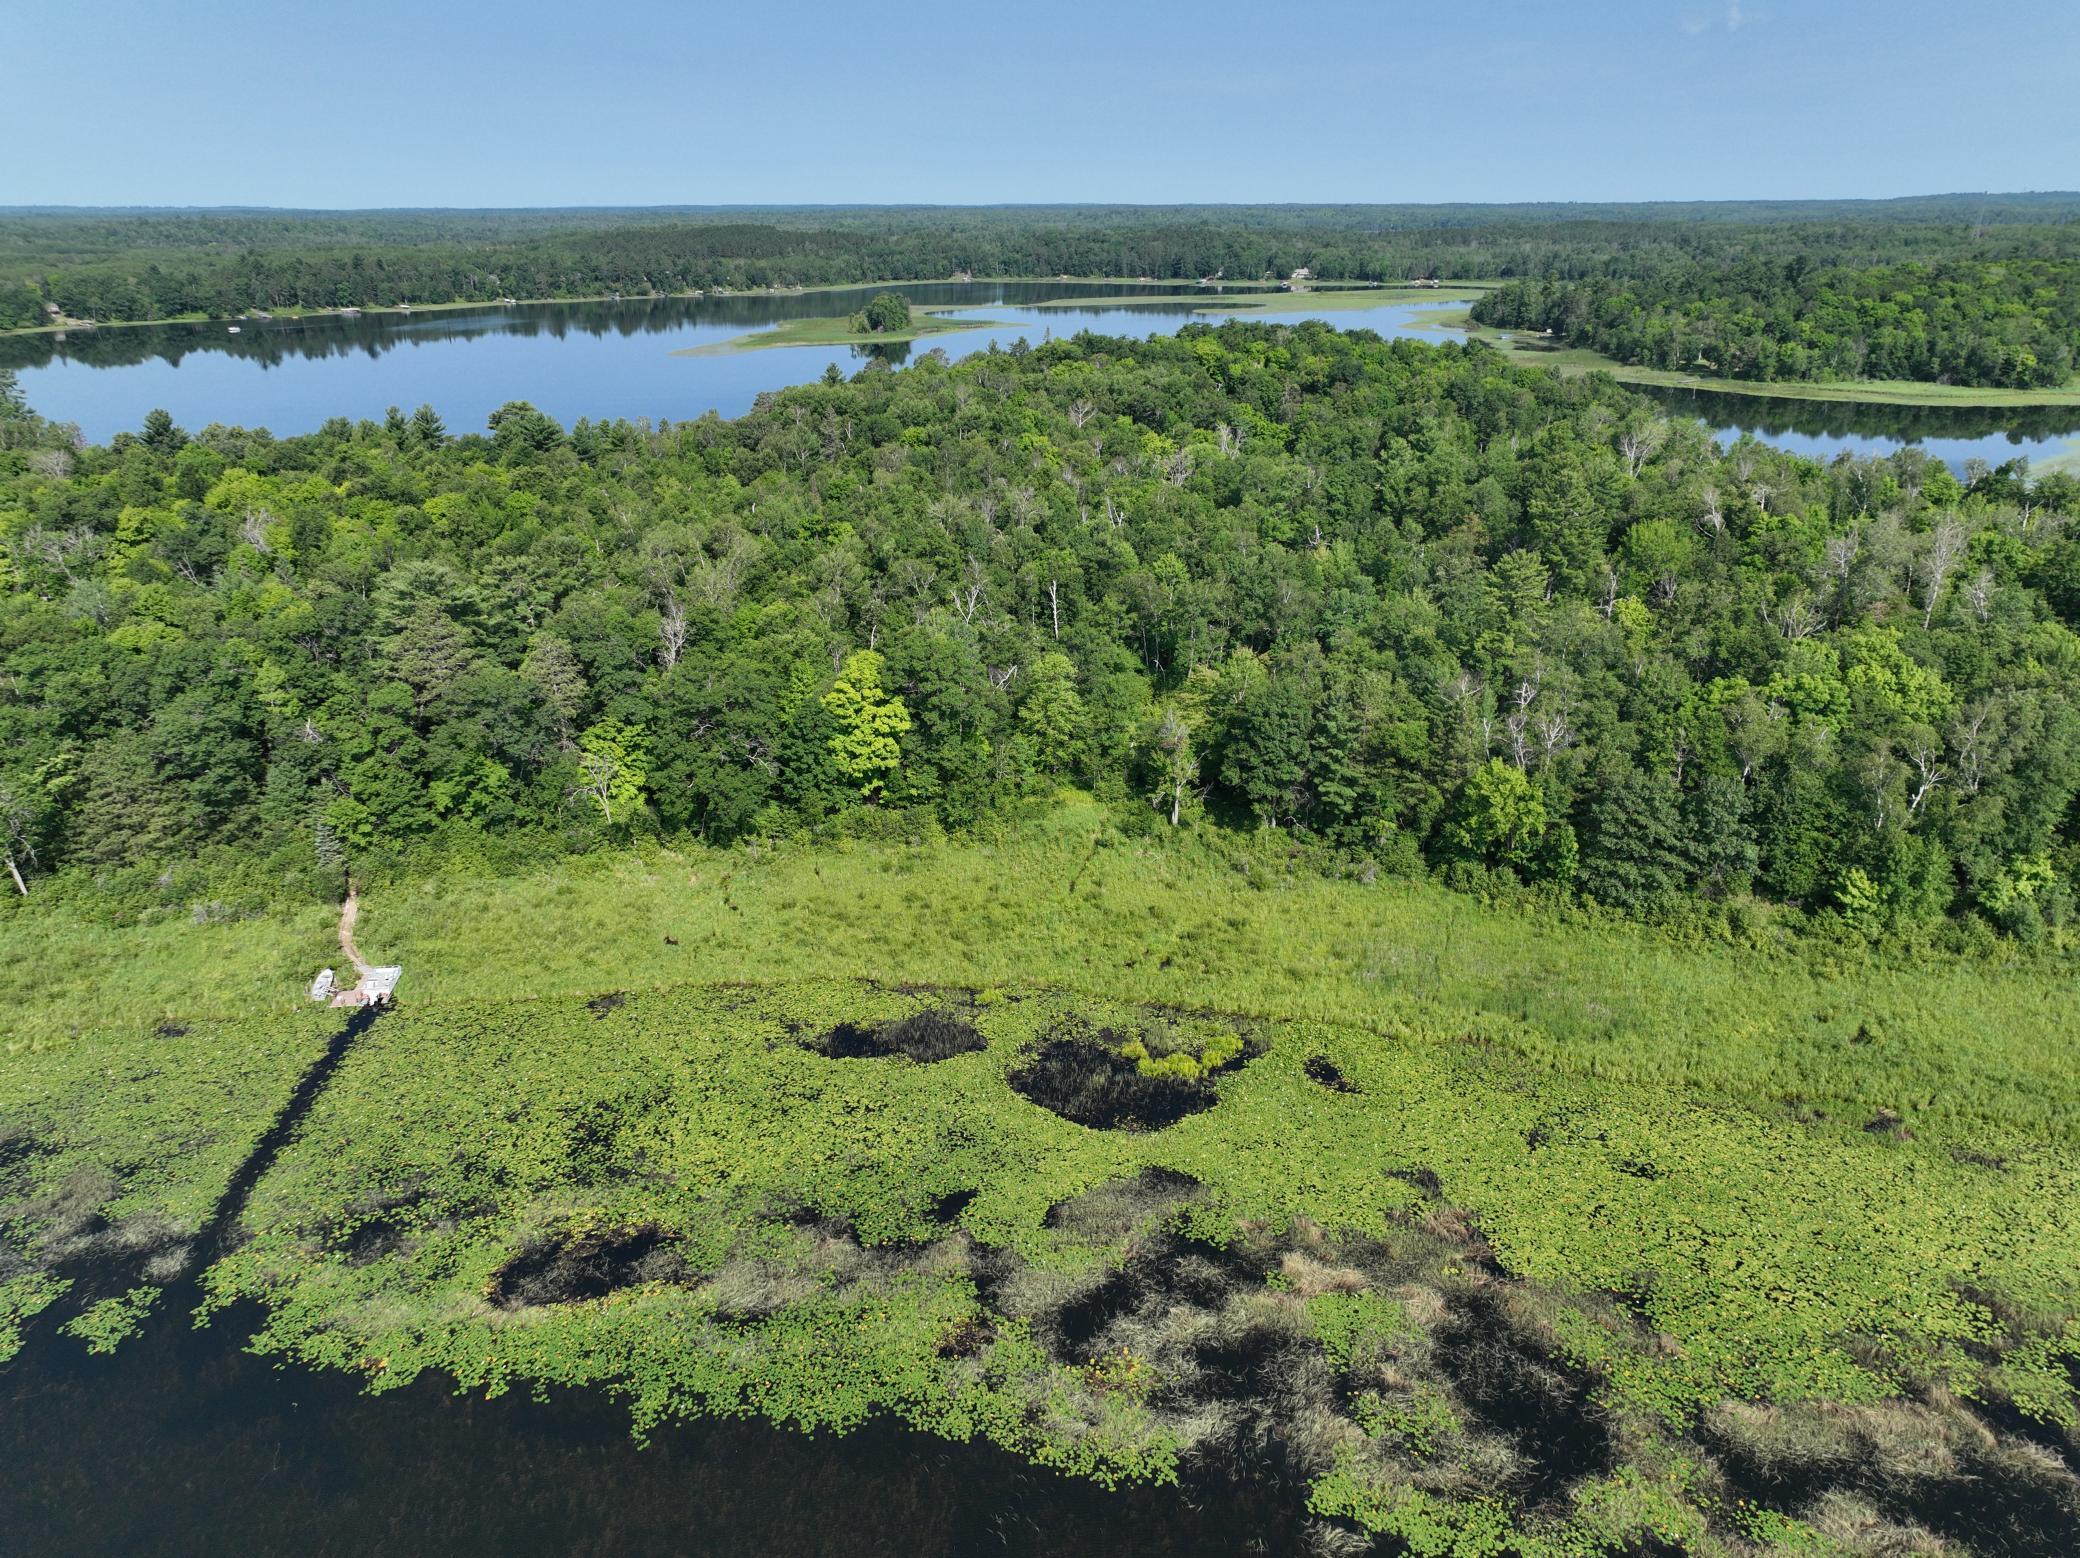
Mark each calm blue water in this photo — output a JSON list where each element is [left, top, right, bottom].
[[7, 282, 2073, 472]]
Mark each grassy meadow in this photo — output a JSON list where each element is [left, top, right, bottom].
[[7, 803, 2070, 1146]]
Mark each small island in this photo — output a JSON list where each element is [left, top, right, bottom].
[[676, 291, 1009, 356]]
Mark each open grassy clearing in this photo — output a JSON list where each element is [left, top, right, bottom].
[[4, 803, 2075, 1146], [1423, 308, 2080, 407]]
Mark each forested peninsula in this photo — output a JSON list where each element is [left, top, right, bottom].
[[4, 321, 2077, 947], [1471, 259, 2080, 390]]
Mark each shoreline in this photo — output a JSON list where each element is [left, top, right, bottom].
[[0, 275, 1344, 340], [1427, 307, 2080, 408], [12, 277, 2078, 412]]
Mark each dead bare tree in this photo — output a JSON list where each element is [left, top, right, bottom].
[[1765, 593, 1825, 641], [1962, 566, 1995, 623], [1046, 578, 1062, 640], [1533, 708, 1573, 769], [951, 555, 987, 625], [1905, 733, 1947, 817], [0, 779, 34, 896], [240, 506, 276, 553], [19, 524, 96, 583], [1950, 702, 1994, 795], [1919, 519, 1968, 628], [657, 592, 688, 670], [1617, 418, 1667, 478], [1502, 674, 1542, 770]]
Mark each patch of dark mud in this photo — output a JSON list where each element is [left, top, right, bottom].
[[1386, 1165, 1442, 1198], [1891, 1448, 2080, 1557], [775, 1203, 863, 1242], [6, 1164, 187, 1277], [0, 1131, 53, 1186], [1049, 1233, 1264, 1361], [937, 1317, 997, 1359], [1437, 1288, 1619, 1512], [1303, 1055, 1358, 1093], [1008, 1032, 1245, 1131], [585, 991, 627, 1019], [929, 1189, 978, 1225], [810, 1009, 987, 1063], [1044, 1167, 1204, 1238], [489, 1225, 697, 1309], [329, 1186, 427, 1265], [324, 1183, 495, 1268], [1704, 1402, 2080, 1558]]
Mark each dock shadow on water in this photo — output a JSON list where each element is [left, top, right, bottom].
[[2, 1008, 1333, 1557], [193, 1004, 385, 1268], [0, 1290, 1326, 1558]]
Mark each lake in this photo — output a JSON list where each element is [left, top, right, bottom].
[[8, 280, 2074, 471], [0, 1273, 1319, 1557]]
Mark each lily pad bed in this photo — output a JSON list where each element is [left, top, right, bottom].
[[6, 977, 2077, 1552]]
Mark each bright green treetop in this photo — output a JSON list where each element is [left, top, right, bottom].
[[823, 650, 912, 797]]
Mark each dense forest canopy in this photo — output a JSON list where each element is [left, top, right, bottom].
[[3, 324, 2077, 947], [6, 196, 2079, 334], [1472, 258, 2080, 389]]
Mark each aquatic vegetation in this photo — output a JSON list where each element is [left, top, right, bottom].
[[30, 977, 2033, 1548], [60, 1285, 159, 1354]]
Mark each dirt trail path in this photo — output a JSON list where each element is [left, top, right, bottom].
[[338, 885, 372, 981]]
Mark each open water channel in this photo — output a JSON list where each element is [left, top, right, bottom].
[[6, 280, 2075, 472]]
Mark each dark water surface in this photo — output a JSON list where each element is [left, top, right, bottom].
[[10, 282, 2072, 472], [1632, 383, 2078, 473], [0, 1292, 1317, 1557]]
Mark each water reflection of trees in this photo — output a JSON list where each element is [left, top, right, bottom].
[[0, 282, 1226, 374], [1637, 385, 2080, 444]]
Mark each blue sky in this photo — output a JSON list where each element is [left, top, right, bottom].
[[8, 0, 2076, 207]]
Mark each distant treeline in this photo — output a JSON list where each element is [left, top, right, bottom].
[[5, 196, 2079, 333], [1472, 259, 2080, 388]]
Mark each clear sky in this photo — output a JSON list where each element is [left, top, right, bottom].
[[8, 0, 2076, 208]]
